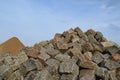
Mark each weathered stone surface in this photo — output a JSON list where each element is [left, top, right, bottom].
[[83, 52, 92, 60], [101, 41, 117, 48], [46, 48, 60, 57], [74, 27, 84, 38], [38, 52, 50, 61], [45, 59, 60, 66], [95, 32, 103, 42], [61, 74, 78, 80], [85, 29, 96, 36], [59, 60, 79, 74], [69, 47, 86, 62], [81, 42, 93, 52], [112, 53, 120, 61], [15, 51, 28, 65], [79, 60, 97, 69], [92, 51, 104, 64], [87, 35, 98, 44], [79, 70, 95, 80], [105, 59, 120, 70], [107, 46, 119, 55], [25, 71, 37, 80], [25, 47, 39, 58], [34, 69, 53, 80], [95, 66, 108, 79], [55, 53, 70, 61], [108, 70, 117, 80], [19, 58, 38, 76], [8, 70, 24, 80]]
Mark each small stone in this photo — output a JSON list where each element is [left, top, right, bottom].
[[79, 60, 97, 69], [46, 64, 59, 75], [25, 71, 37, 80], [92, 43, 103, 52], [79, 70, 95, 80], [34, 69, 53, 80], [95, 32, 103, 42], [101, 41, 117, 48], [8, 70, 24, 80], [19, 58, 38, 76], [85, 29, 96, 36], [46, 48, 60, 57], [92, 51, 104, 64], [95, 66, 108, 79], [105, 59, 120, 70], [84, 52, 92, 60], [69, 47, 86, 62], [112, 53, 120, 61], [107, 46, 119, 55], [0, 65, 13, 79], [81, 42, 93, 52], [38, 53, 50, 61], [108, 70, 117, 80], [15, 51, 28, 65], [45, 59, 60, 66], [56, 42, 69, 50], [25, 47, 39, 58], [87, 35, 98, 44], [55, 54, 70, 62], [59, 60, 79, 74], [61, 74, 78, 80], [74, 27, 84, 38]]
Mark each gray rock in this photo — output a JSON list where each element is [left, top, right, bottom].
[[74, 27, 84, 38], [92, 51, 104, 64], [14, 51, 28, 65], [109, 70, 117, 80], [59, 60, 79, 75], [95, 32, 103, 42], [107, 46, 119, 55], [8, 70, 24, 80], [61, 74, 78, 80], [24, 71, 38, 80], [105, 59, 120, 70], [95, 66, 108, 79], [34, 69, 53, 80], [101, 41, 117, 48], [38, 52, 50, 61], [55, 54, 70, 62], [19, 58, 38, 76], [45, 59, 60, 66], [46, 48, 60, 57], [87, 35, 98, 44]]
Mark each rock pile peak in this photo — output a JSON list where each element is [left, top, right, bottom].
[[0, 27, 120, 80]]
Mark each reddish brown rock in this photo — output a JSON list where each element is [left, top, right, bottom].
[[112, 53, 120, 61], [79, 70, 95, 80], [25, 47, 39, 58]]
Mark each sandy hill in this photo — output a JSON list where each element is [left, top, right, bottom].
[[0, 37, 25, 56]]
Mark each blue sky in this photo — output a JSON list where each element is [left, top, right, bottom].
[[0, 0, 120, 46]]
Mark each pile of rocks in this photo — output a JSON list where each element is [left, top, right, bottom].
[[0, 27, 120, 80]]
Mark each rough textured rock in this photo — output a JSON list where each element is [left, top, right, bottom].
[[0, 27, 120, 80], [79, 70, 95, 80]]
